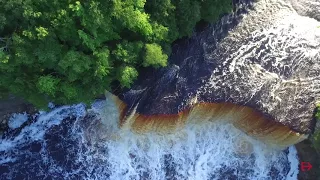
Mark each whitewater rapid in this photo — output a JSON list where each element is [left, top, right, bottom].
[[0, 98, 299, 180]]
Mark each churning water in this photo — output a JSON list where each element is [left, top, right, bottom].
[[1, 0, 320, 179], [0, 99, 299, 180]]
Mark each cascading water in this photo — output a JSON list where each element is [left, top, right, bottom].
[[116, 0, 320, 149], [0, 99, 299, 180], [1, 0, 319, 179]]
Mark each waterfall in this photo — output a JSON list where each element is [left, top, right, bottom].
[[0, 99, 299, 179], [1, 0, 320, 179], [119, 0, 320, 148]]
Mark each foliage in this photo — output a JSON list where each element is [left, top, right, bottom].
[[0, 0, 232, 108], [200, 0, 234, 22], [145, 0, 233, 38], [312, 105, 320, 151], [315, 105, 320, 120], [116, 66, 138, 88], [144, 43, 167, 68]]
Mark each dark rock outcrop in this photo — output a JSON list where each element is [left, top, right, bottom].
[[295, 140, 320, 180]]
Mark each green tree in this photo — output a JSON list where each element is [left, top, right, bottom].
[[0, 0, 232, 108], [173, 0, 201, 38], [116, 66, 139, 88], [143, 43, 168, 68], [200, 0, 233, 22], [113, 41, 144, 65]]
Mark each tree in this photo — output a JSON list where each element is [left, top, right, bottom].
[[143, 43, 168, 68], [116, 66, 139, 88], [0, 0, 232, 108], [200, 0, 233, 23]]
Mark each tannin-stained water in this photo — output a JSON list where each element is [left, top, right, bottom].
[[0, 98, 299, 180]]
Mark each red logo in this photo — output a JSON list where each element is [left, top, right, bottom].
[[300, 162, 312, 171]]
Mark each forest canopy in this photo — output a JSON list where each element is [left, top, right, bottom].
[[0, 0, 232, 108]]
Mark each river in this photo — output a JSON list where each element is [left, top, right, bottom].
[[1, 0, 320, 179], [0, 99, 299, 179]]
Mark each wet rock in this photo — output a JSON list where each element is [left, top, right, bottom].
[[0, 96, 37, 136], [295, 139, 320, 180], [116, 0, 319, 148]]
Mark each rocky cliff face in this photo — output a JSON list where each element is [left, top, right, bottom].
[[115, 0, 320, 148]]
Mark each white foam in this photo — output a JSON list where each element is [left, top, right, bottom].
[[8, 112, 28, 129], [89, 101, 299, 179], [48, 102, 55, 109], [286, 146, 299, 180], [0, 156, 17, 164], [0, 100, 299, 179], [0, 104, 86, 151]]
